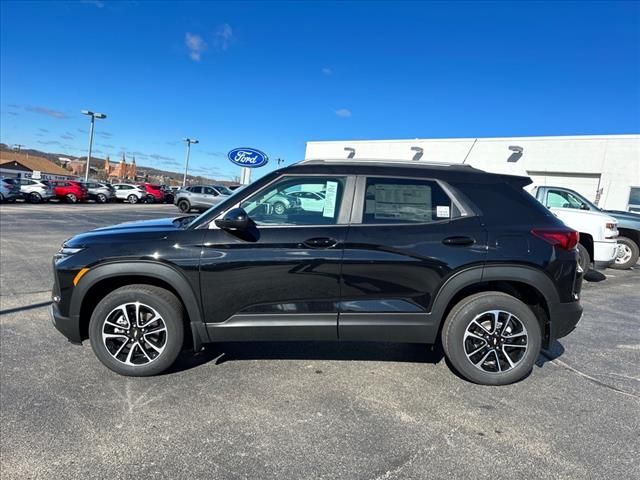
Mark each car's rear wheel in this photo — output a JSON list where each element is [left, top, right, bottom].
[[272, 201, 286, 215], [442, 292, 541, 385], [611, 236, 639, 270], [128, 194, 139, 204], [29, 192, 43, 204], [576, 243, 590, 272], [66, 193, 77, 204], [97, 193, 107, 204], [178, 200, 191, 213], [89, 285, 185, 376]]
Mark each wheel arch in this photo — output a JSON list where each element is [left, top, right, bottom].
[[430, 265, 558, 347], [71, 261, 208, 350], [617, 228, 640, 247], [577, 232, 594, 262]]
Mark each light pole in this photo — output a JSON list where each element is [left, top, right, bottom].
[[182, 138, 199, 187], [81, 110, 107, 181]]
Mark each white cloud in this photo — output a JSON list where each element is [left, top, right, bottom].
[[322, 67, 333, 75], [25, 106, 69, 119], [335, 108, 352, 118], [185, 32, 207, 61], [215, 23, 233, 51]]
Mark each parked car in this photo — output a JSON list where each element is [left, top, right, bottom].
[[84, 182, 116, 203], [288, 190, 326, 212], [174, 185, 230, 212], [531, 186, 639, 269], [530, 186, 619, 271], [0, 178, 22, 203], [159, 185, 175, 204], [3, 177, 55, 203], [140, 183, 164, 203], [48, 180, 87, 203], [112, 183, 147, 204], [51, 159, 583, 385]]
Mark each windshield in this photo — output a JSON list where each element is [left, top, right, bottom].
[[213, 185, 233, 195]]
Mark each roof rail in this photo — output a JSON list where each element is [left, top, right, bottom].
[[299, 158, 473, 167]]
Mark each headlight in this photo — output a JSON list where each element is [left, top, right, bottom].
[[58, 246, 84, 256]]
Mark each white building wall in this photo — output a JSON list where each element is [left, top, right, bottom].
[[305, 135, 640, 211]]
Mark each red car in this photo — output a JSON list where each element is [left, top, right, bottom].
[[50, 180, 88, 203], [140, 183, 163, 203]]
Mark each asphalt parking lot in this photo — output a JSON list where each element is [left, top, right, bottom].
[[1, 203, 639, 480]]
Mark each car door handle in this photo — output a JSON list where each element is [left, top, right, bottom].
[[442, 236, 475, 246], [303, 237, 337, 249]]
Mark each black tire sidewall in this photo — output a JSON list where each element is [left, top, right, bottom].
[[611, 237, 639, 270], [30, 192, 42, 203], [128, 194, 138, 204], [88, 286, 184, 376], [178, 200, 190, 212], [577, 243, 590, 272], [273, 202, 285, 214], [66, 194, 77, 203], [443, 292, 542, 385], [97, 193, 107, 203]]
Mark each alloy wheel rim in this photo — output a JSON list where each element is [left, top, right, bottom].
[[616, 244, 632, 264], [102, 302, 167, 366], [463, 310, 528, 373]]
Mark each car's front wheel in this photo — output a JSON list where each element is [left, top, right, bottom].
[[89, 285, 185, 376], [178, 200, 191, 212], [611, 236, 639, 270], [66, 193, 78, 204], [442, 292, 541, 385], [128, 194, 139, 204]]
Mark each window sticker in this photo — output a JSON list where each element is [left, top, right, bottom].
[[436, 205, 450, 218], [322, 181, 339, 218], [373, 184, 431, 221]]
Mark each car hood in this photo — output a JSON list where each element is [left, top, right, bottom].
[[550, 207, 617, 222], [604, 210, 640, 226], [65, 216, 196, 246]]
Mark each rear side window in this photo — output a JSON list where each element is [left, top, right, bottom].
[[190, 186, 202, 194], [362, 178, 460, 224]]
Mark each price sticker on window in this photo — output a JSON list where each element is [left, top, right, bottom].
[[436, 205, 450, 218], [323, 181, 339, 218]]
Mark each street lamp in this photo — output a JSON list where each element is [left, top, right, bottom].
[[81, 110, 107, 182], [182, 138, 199, 187]]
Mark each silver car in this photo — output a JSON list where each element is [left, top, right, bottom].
[[174, 185, 231, 212], [4, 178, 55, 203], [84, 182, 116, 203], [1, 178, 22, 203]]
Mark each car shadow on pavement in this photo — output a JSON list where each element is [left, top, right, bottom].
[[537, 340, 566, 367], [168, 341, 445, 374]]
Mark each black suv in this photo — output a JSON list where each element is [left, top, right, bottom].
[[51, 160, 583, 385]]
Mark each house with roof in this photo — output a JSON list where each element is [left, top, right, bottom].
[[0, 150, 75, 181]]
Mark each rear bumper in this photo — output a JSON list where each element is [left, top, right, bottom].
[[549, 301, 583, 344], [49, 302, 82, 344]]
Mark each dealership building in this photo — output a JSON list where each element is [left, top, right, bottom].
[[305, 134, 640, 212]]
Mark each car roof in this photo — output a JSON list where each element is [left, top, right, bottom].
[[283, 159, 530, 185]]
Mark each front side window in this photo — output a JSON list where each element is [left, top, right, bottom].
[[203, 187, 217, 196], [546, 190, 584, 209], [362, 177, 458, 224], [240, 176, 345, 225]]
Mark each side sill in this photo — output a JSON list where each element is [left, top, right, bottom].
[[338, 313, 438, 344]]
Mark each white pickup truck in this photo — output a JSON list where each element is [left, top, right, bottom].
[[529, 186, 618, 271]]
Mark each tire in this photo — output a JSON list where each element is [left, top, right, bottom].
[[146, 195, 155, 204], [29, 192, 43, 204], [577, 243, 591, 272], [178, 200, 190, 213], [128, 194, 139, 204], [272, 201, 286, 215], [442, 291, 542, 385], [611, 236, 639, 270], [0, 193, 4, 203], [66, 193, 77, 204], [97, 193, 107, 204], [88, 285, 185, 376]]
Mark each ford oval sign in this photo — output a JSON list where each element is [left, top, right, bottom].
[[227, 148, 269, 168]]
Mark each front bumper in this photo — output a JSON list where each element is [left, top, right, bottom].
[[49, 301, 82, 344], [593, 239, 617, 270]]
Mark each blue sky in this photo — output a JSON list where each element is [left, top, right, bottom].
[[1, 0, 639, 181]]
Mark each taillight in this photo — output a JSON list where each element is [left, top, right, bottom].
[[531, 228, 579, 250]]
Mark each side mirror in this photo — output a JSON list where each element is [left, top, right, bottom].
[[215, 207, 250, 231], [581, 203, 590, 210]]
